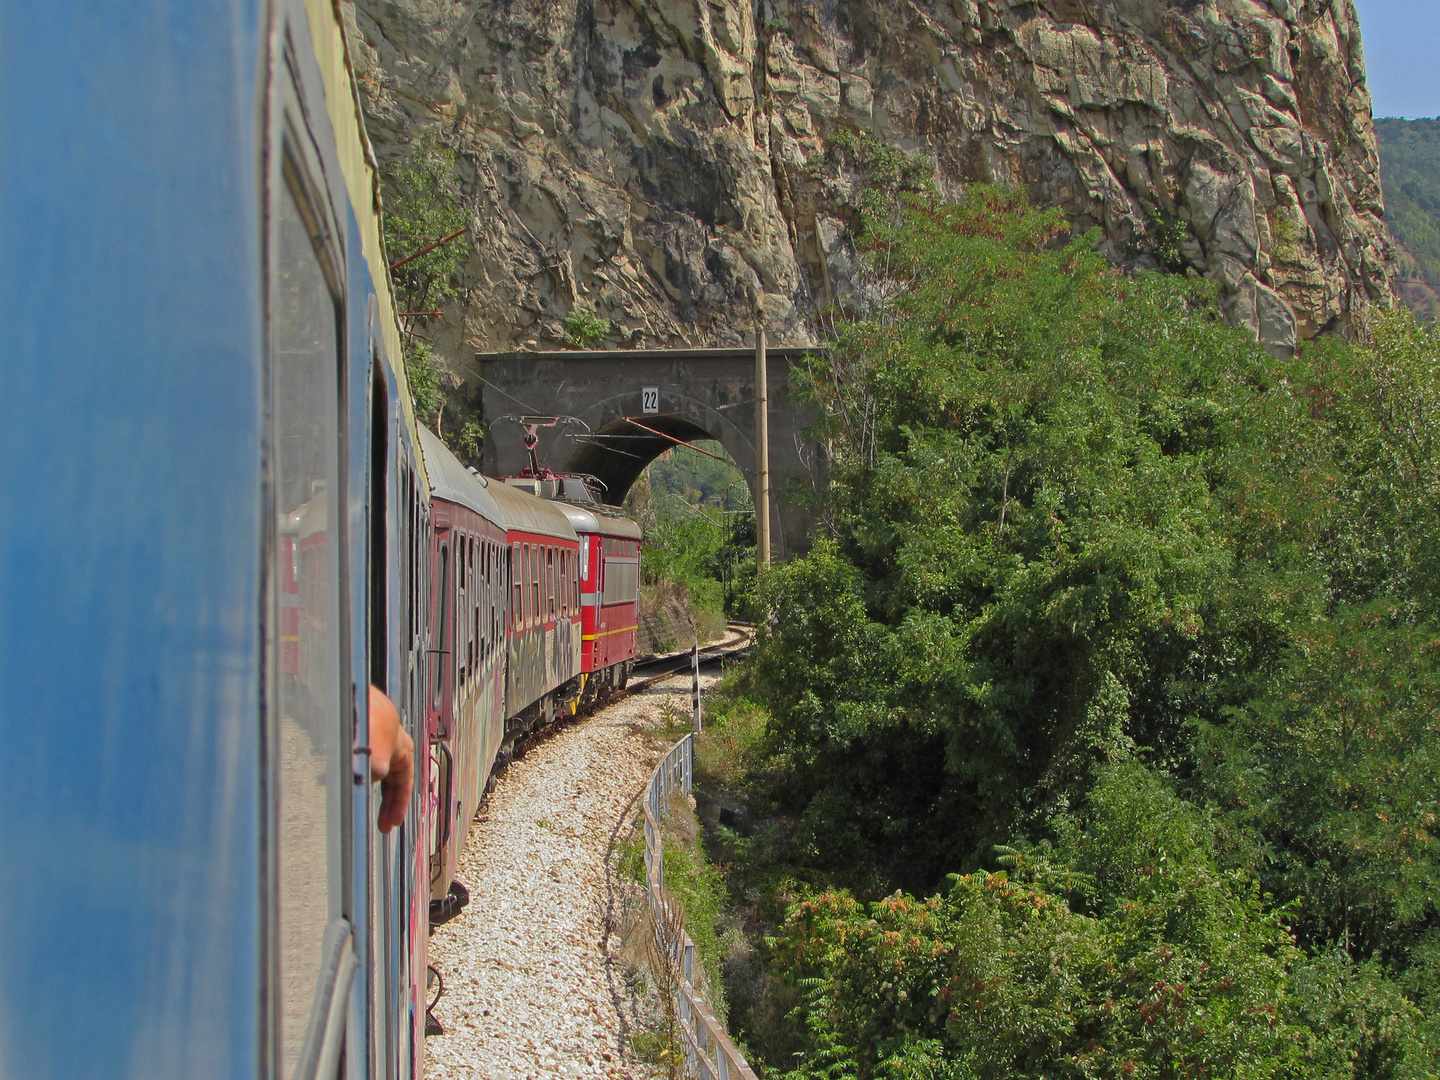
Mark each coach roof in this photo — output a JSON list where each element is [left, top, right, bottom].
[[486, 480, 580, 543], [547, 501, 643, 541], [418, 426, 504, 527]]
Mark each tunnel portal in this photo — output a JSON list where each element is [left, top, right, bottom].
[[476, 346, 823, 559]]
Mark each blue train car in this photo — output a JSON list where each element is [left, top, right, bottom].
[[0, 2, 432, 1078]]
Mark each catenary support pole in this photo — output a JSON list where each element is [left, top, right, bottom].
[[755, 325, 771, 568]]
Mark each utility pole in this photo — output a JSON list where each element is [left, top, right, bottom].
[[755, 324, 771, 568]]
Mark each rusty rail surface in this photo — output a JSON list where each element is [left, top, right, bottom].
[[642, 735, 759, 1080]]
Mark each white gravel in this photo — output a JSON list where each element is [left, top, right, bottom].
[[424, 670, 723, 1080]]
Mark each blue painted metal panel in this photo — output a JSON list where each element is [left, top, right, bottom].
[[0, 4, 265, 1078]]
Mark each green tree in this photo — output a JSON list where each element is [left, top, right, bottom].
[[726, 187, 1440, 1072], [381, 131, 468, 427]]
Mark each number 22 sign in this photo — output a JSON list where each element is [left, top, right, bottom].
[[641, 387, 660, 414]]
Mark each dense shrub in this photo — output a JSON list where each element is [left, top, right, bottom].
[[726, 187, 1440, 1075]]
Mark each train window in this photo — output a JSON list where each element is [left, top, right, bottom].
[[433, 545, 449, 710], [468, 536, 477, 682], [547, 547, 555, 619], [529, 544, 539, 626], [524, 543, 533, 627], [512, 543, 522, 629], [269, 142, 348, 1077], [494, 544, 504, 653], [457, 537, 467, 688]]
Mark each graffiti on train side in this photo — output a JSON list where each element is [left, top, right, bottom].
[[505, 619, 580, 717]]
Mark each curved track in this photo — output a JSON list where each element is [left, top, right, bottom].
[[424, 633, 747, 1078]]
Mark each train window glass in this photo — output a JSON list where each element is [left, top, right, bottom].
[[523, 543, 532, 627], [457, 537, 467, 688], [434, 544, 449, 709], [512, 543, 522, 629], [495, 544, 504, 654], [531, 544, 540, 627], [468, 536, 477, 682], [480, 541, 489, 661], [270, 154, 347, 1077], [546, 548, 554, 619]]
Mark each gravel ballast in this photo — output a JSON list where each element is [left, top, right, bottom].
[[424, 671, 721, 1080]]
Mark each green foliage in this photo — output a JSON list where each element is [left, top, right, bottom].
[[649, 444, 751, 519], [828, 129, 934, 195], [719, 185, 1440, 1072], [1145, 210, 1191, 272], [1376, 118, 1440, 290], [826, 129, 936, 239], [1194, 606, 1440, 953], [771, 763, 1432, 1079], [562, 310, 612, 349], [457, 419, 484, 462], [383, 131, 468, 314], [403, 338, 443, 426], [659, 792, 731, 1021], [382, 132, 468, 422], [640, 445, 757, 622]]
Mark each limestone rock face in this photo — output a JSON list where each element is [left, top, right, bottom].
[[345, 0, 1393, 355]]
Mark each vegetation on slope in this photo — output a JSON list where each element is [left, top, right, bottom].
[[380, 132, 483, 459], [693, 186, 1440, 1077], [1376, 117, 1440, 320]]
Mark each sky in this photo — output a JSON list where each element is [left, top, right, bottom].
[[1352, 0, 1440, 119]]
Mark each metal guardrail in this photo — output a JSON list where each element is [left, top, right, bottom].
[[642, 734, 759, 1080]]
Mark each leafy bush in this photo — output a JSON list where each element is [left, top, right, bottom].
[[772, 763, 1431, 1080], [721, 185, 1440, 1074], [382, 131, 468, 426], [562, 310, 612, 348]]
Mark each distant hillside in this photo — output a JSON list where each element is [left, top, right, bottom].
[[1377, 117, 1440, 319]]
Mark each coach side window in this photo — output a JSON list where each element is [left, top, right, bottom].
[[528, 544, 538, 627], [433, 545, 449, 709], [270, 141, 349, 1077], [512, 543, 522, 630]]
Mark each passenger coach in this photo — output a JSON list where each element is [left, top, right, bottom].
[[0, 3, 645, 1079]]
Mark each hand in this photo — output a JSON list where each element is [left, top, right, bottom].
[[368, 685, 414, 834]]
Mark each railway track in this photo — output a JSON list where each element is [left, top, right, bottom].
[[627, 623, 753, 690], [503, 623, 751, 772], [425, 656, 735, 1079]]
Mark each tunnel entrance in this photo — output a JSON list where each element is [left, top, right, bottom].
[[477, 345, 824, 559], [565, 414, 720, 507]]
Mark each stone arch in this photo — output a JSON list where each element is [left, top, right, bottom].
[[477, 347, 822, 558], [562, 392, 755, 510]]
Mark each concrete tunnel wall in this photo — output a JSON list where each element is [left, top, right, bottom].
[[476, 347, 824, 560]]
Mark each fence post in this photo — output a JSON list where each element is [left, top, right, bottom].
[[644, 735, 760, 1080], [692, 634, 702, 731]]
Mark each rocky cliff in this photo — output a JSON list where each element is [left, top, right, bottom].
[[345, 0, 1393, 357]]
